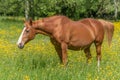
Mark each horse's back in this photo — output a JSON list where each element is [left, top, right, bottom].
[[80, 18, 104, 30], [79, 18, 105, 43]]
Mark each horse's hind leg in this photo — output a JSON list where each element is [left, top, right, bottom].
[[95, 42, 102, 70], [84, 47, 92, 63]]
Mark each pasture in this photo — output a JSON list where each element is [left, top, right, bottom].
[[0, 17, 120, 80]]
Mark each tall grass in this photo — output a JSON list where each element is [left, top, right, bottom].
[[0, 16, 120, 80]]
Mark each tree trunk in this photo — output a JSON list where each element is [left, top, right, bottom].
[[113, 0, 118, 20], [25, 0, 29, 20]]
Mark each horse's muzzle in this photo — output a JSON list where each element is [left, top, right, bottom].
[[18, 43, 24, 49]]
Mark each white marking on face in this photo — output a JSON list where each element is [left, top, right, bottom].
[[17, 27, 26, 45]]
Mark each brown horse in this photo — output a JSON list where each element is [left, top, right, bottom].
[[17, 15, 114, 68]]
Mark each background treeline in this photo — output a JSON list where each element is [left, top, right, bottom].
[[0, 0, 120, 20]]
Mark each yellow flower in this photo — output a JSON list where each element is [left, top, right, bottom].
[[95, 76, 99, 80], [108, 71, 112, 76], [87, 58, 92, 64], [86, 73, 92, 80], [24, 75, 30, 80], [106, 65, 111, 70]]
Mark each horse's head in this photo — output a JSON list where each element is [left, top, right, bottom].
[[17, 19, 37, 49]]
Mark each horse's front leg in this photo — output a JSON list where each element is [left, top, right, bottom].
[[84, 46, 92, 63], [61, 42, 68, 65], [50, 38, 62, 63]]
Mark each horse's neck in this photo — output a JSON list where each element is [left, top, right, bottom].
[[35, 16, 71, 37], [37, 22, 56, 36]]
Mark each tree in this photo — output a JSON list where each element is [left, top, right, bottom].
[[113, 0, 118, 20], [0, 0, 120, 20], [25, 0, 29, 20], [25, 0, 34, 20]]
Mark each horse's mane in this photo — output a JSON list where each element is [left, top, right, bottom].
[[43, 15, 61, 22], [43, 15, 72, 24]]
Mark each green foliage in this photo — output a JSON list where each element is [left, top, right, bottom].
[[0, 0, 120, 20], [0, 0, 24, 16]]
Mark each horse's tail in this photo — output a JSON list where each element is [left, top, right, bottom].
[[99, 20, 114, 46]]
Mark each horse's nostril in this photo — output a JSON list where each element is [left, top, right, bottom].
[[18, 43, 24, 49]]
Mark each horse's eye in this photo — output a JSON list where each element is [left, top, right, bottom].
[[26, 30, 29, 33]]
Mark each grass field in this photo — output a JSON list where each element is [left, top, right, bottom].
[[0, 16, 120, 80]]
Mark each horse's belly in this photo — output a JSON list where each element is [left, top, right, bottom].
[[68, 39, 92, 50], [68, 46, 84, 50], [68, 28, 94, 48], [68, 44, 89, 50]]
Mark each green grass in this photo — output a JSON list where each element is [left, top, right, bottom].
[[0, 16, 120, 80]]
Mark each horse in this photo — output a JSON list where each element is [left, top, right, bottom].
[[17, 15, 114, 68]]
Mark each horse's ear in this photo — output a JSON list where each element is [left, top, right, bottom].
[[29, 18, 32, 25]]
